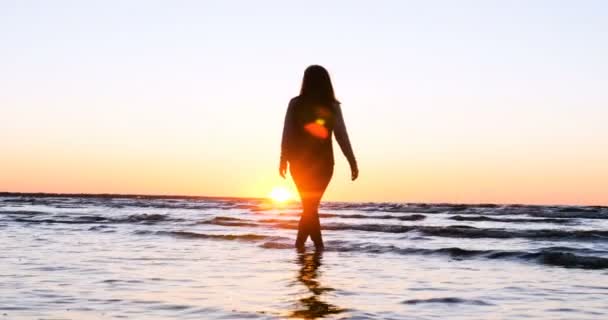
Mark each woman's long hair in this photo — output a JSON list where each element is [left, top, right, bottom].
[[299, 65, 339, 105]]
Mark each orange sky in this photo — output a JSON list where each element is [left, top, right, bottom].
[[1, 2, 607, 205]]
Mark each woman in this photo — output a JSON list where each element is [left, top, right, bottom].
[[280, 65, 358, 250]]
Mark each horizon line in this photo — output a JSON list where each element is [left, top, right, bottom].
[[0, 191, 605, 208]]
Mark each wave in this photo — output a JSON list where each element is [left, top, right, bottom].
[[119, 214, 172, 223], [448, 215, 575, 224], [319, 223, 608, 241], [251, 211, 426, 221], [0, 210, 48, 216], [259, 241, 608, 270], [321, 213, 426, 221], [198, 216, 608, 242], [260, 242, 294, 249], [522, 251, 608, 270], [402, 297, 492, 305], [323, 203, 608, 219], [11, 213, 177, 225], [199, 217, 260, 227], [322, 202, 447, 214], [128, 226, 608, 270], [203, 214, 426, 227], [529, 211, 608, 219], [135, 230, 283, 242], [14, 218, 105, 224], [408, 246, 608, 270]]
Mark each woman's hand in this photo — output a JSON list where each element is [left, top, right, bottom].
[[279, 161, 287, 179], [351, 165, 359, 181]]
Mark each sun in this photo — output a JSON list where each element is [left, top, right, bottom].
[[269, 186, 293, 203]]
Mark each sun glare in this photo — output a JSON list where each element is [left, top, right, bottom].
[[269, 186, 292, 203]]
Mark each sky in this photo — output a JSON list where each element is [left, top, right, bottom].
[[1, 1, 607, 205]]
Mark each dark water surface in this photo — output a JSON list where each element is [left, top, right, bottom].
[[1, 195, 607, 319]]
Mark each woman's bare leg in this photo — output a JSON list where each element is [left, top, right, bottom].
[[308, 197, 324, 249], [309, 165, 332, 249], [295, 212, 310, 250], [295, 191, 313, 249], [292, 164, 333, 250]]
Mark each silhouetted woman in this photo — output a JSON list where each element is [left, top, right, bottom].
[[280, 65, 358, 250]]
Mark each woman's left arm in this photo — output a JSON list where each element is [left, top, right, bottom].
[[333, 103, 359, 180]]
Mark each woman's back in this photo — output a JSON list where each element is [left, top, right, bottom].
[[284, 96, 336, 166]]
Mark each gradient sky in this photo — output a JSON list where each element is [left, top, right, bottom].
[[1, 1, 607, 205]]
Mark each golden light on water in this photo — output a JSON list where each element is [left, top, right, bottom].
[[269, 186, 293, 203]]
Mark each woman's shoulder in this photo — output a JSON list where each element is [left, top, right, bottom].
[[289, 96, 301, 104], [288, 96, 305, 110]]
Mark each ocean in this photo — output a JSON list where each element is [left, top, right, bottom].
[[1, 194, 607, 319]]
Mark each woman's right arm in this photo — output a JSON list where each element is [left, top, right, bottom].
[[279, 99, 296, 178]]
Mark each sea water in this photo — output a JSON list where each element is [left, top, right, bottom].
[[1, 195, 607, 319]]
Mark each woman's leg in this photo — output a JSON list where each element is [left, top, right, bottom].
[[307, 197, 324, 249], [296, 198, 310, 249], [292, 163, 333, 249], [295, 191, 323, 249], [309, 164, 332, 249], [292, 168, 311, 249]]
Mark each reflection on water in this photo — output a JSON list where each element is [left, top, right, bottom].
[[290, 250, 345, 319]]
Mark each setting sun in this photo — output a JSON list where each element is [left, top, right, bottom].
[[269, 186, 293, 203]]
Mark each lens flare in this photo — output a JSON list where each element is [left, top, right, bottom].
[[304, 122, 329, 139]]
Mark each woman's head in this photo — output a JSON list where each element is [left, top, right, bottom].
[[300, 65, 338, 105]]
